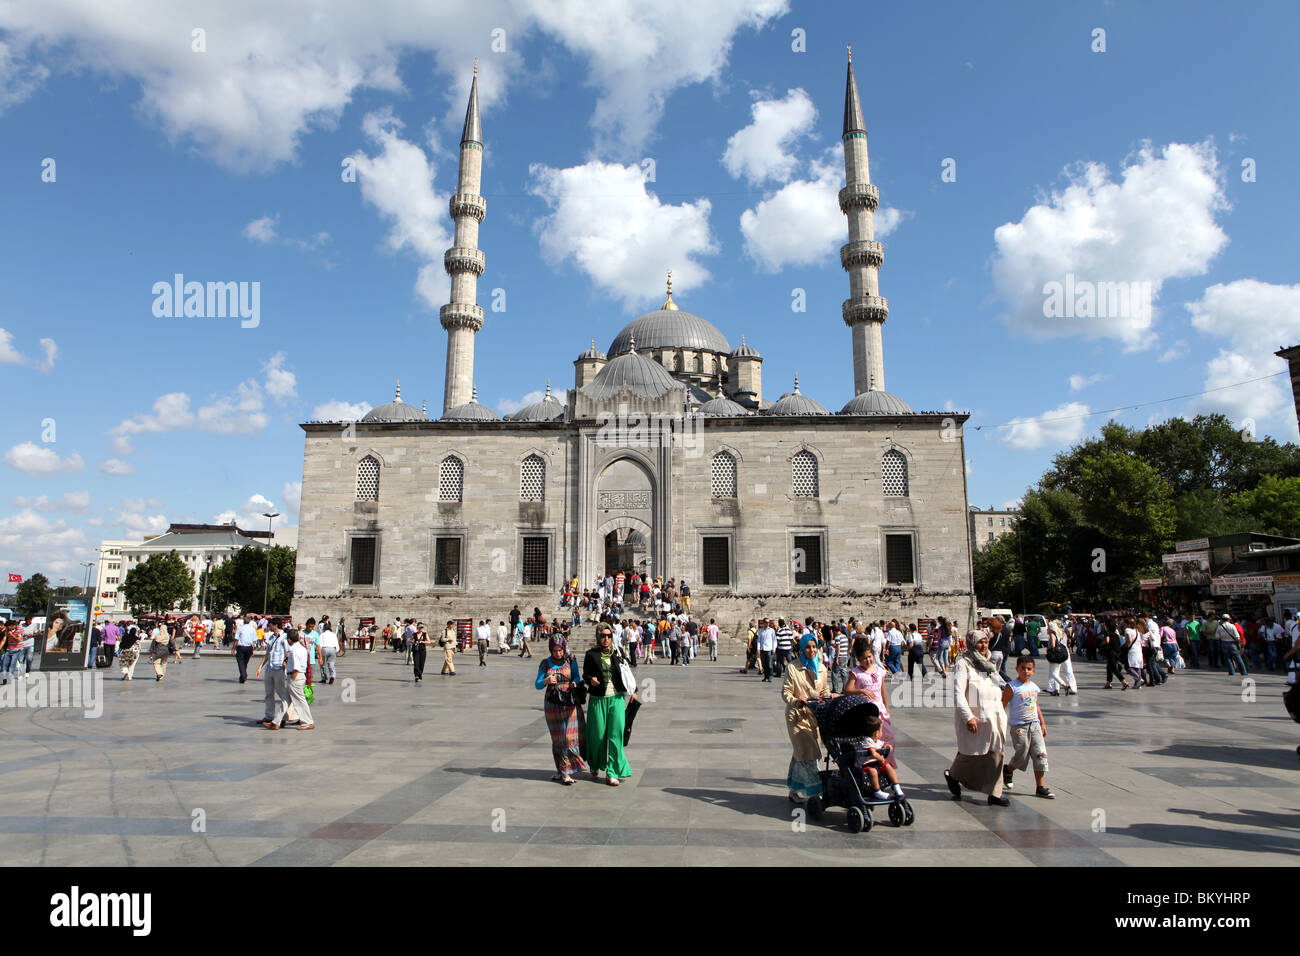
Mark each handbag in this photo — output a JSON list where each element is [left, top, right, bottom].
[[1046, 641, 1067, 664], [616, 652, 636, 696], [304, 682, 315, 705]]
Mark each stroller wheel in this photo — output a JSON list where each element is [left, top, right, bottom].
[[806, 795, 823, 821], [846, 806, 866, 834], [903, 800, 915, 826], [888, 801, 904, 828]]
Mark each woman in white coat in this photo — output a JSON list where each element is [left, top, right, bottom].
[[944, 631, 1011, 806], [1045, 618, 1077, 696]]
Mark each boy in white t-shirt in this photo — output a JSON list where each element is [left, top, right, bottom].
[[1001, 654, 1053, 798]]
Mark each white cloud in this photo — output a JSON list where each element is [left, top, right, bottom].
[[111, 392, 195, 436], [310, 399, 372, 421], [0, 329, 58, 371], [965, 457, 973, 475], [98, 458, 134, 476], [1158, 340, 1189, 363], [498, 390, 545, 415], [1067, 372, 1107, 391], [997, 401, 1091, 450], [738, 148, 909, 272], [114, 498, 169, 539], [992, 140, 1229, 351], [0, 2, 785, 170], [282, 481, 302, 517], [213, 493, 281, 532], [1181, 280, 1300, 437], [11, 491, 90, 513], [244, 215, 279, 243], [349, 108, 452, 311], [3, 441, 84, 476], [1002, 499, 1023, 511], [262, 352, 297, 403], [109, 434, 133, 455], [0, 508, 88, 579], [722, 88, 816, 186], [193, 381, 269, 435], [530, 160, 716, 309]]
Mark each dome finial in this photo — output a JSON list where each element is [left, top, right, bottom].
[[395, 379, 402, 403], [473, 57, 478, 77], [847, 44, 852, 62], [545, 379, 552, 398], [793, 372, 800, 394], [471, 381, 478, 403], [741, 334, 747, 346], [662, 270, 679, 310], [422, 398, 427, 414], [629, 333, 637, 353]]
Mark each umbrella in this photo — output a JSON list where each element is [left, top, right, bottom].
[[623, 697, 642, 746]]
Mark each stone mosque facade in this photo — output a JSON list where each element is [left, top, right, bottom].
[[290, 52, 976, 631]]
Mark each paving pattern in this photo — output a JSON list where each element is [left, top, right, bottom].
[[0, 645, 1296, 866]]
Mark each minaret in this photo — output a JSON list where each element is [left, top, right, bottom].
[[839, 45, 889, 395], [441, 61, 487, 415]]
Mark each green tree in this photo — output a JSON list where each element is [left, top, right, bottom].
[[203, 546, 296, 614], [14, 573, 53, 616], [119, 551, 195, 615], [1229, 475, 1300, 537], [973, 533, 1021, 609]]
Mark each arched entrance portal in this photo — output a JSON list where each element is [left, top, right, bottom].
[[593, 456, 656, 582]]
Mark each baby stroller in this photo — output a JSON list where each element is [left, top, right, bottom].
[[804, 695, 915, 834]]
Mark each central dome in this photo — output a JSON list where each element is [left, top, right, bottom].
[[608, 308, 731, 356]]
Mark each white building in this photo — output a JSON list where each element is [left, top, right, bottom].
[[93, 539, 136, 618], [120, 523, 272, 614]]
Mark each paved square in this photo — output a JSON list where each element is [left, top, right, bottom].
[[0, 646, 1295, 866]]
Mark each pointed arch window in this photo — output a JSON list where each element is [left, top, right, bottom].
[[521, 455, 545, 501], [792, 451, 819, 498], [711, 452, 737, 499], [881, 450, 909, 497], [356, 456, 380, 501], [439, 456, 464, 502]]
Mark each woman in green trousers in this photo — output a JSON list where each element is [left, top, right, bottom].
[[582, 624, 636, 786]]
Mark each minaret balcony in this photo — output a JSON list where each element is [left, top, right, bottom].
[[837, 182, 879, 213], [444, 247, 486, 277], [439, 302, 485, 332], [842, 295, 889, 326], [449, 192, 487, 222], [840, 239, 884, 270]]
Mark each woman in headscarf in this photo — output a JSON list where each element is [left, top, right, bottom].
[[536, 634, 587, 785], [944, 630, 1011, 806], [582, 624, 636, 786], [782, 632, 837, 803]]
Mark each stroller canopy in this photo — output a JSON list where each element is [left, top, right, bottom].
[[806, 695, 880, 740]]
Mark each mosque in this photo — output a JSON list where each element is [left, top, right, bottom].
[[289, 50, 976, 630]]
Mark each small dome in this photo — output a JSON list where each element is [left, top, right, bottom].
[[730, 334, 760, 359], [767, 374, 829, 416], [699, 395, 750, 417], [577, 337, 607, 362], [361, 380, 430, 422], [839, 390, 914, 415], [581, 336, 680, 400], [513, 382, 565, 422], [442, 383, 500, 422]]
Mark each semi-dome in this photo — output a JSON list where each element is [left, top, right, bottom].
[[512, 382, 565, 422], [767, 374, 829, 416], [581, 337, 680, 400], [699, 395, 751, 417], [608, 274, 730, 356], [730, 334, 760, 358], [442, 384, 500, 421], [839, 390, 914, 415], [361, 381, 430, 422]]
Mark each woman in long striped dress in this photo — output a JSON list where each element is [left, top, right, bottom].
[[535, 635, 586, 785]]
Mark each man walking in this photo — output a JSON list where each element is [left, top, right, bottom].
[[256, 621, 291, 729], [830, 626, 850, 693], [757, 619, 777, 683], [1217, 613, 1248, 677], [476, 619, 491, 667], [774, 619, 795, 676], [283, 629, 315, 729], [234, 614, 258, 683]]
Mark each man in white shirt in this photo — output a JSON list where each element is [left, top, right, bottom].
[[1263, 616, 1283, 671], [706, 619, 719, 661], [496, 620, 510, 654], [476, 619, 492, 667], [318, 623, 340, 684], [611, 620, 624, 651], [756, 620, 777, 682], [284, 631, 315, 729], [233, 614, 259, 684], [869, 623, 885, 663]]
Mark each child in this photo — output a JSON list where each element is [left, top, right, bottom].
[[843, 638, 896, 769], [861, 714, 904, 802], [1001, 654, 1054, 798]]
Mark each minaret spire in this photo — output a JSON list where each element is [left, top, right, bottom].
[[839, 44, 889, 394], [441, 66, 488, 415]]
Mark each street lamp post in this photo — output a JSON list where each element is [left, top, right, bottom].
[[262, 512, 280, 615], [80, 562, 95, 603]]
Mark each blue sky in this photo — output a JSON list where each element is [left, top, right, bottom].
[[3, 0, 1299, 581]]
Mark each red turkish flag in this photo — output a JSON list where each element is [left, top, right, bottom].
[[7, 573, 21, 583]]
